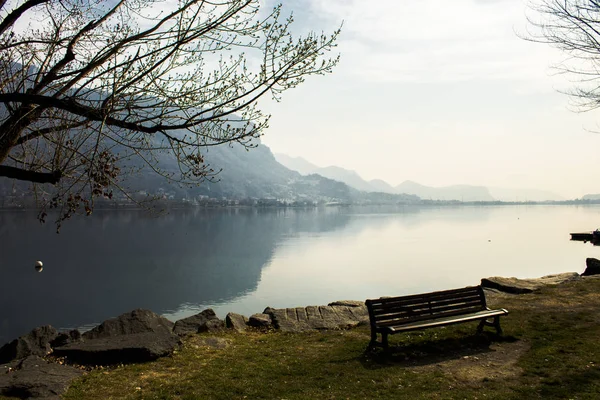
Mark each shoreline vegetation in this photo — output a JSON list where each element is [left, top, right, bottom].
[[2, 272, 600, 399], [1, 197, 600, 212]]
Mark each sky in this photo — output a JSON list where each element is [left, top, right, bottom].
[[258, 0, 600, 199]]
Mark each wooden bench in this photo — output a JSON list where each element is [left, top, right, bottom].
[[365, 286, 508, 350]]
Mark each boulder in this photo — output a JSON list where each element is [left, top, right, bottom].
[[53, 332, 181, 365], [50, 330, 82, 348], [264, 304, 369, 333], [582, 258, 600, 276], [328, 300, 364, 307], [481, 272, 580, 294], [53, 309, 180, 365], [0, 355, 82, 399], [225, 313, 248, 332], [83, 309, 174, 339], [173, 309, 225, 336], [0, 326, 58, 364], [248, 313, 272, 328]]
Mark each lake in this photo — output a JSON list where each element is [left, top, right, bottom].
[[1, 204, 599, 344]]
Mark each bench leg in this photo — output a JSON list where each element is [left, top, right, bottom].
[[477, 319, 486, 334], [368, 331, 378, 351], [493, 316, 503, 335], [382, 333, 389, 350], [476, 317, 503, 335]]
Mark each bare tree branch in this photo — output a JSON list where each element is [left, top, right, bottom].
[[0, 165, 61, 184], [525, 0, 600, 110], [0, 0, 48, 37], [0, 0, 340, 226]]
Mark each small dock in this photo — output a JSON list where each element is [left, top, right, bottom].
[[570, 232, 594, 242], [570, 231, 600, 245]]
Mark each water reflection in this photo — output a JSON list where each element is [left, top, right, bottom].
[[0, 207, 350, 343], [1, 204, 597, 344]]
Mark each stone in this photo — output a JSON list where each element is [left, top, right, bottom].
[[0, 326, 58, 364], [264, 304, 369, 333], [582, 258, 600, 276], [50, 330, 82, 348], [53, 332, 181, 365], [0, 355, 82, 399], [225, 313, 248, 332], [248, 313, 272, 328], [264, 307, 311, 332], [173, 309, 225, 336], [53, 309, 181, 365], [82, 309, 174, 339], [328, 300, 365, 307], [481, 272, 580, 294]]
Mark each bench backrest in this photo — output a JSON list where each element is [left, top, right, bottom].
[[365, 286, 487, 328]]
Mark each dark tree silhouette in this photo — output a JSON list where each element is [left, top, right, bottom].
[[526, 0, 600, 110], [0, 0, 339, 223]]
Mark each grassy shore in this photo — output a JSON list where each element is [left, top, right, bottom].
[[7, 277, 600, 399]]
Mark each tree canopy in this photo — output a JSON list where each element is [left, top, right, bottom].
[[527, 0, 600, 110], [0, 0, 339, 224]]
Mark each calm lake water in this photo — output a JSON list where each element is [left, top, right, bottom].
[[1, 204, 599, 343]]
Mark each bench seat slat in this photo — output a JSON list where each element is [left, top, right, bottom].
[[376, 305, 488, 326], [380, 308, 508, 333], [367, 287, 482, 307], [373, 299, 486, 315], [369, 292, 484, 309], [374, 300, 485, 320]]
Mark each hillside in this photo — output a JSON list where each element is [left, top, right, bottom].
[[489, 187, 564, 202], [274, 153, 565, 202], [1, 140, 420, 207], [127, 140, 419, 204], [395, 180, 495, 202], [274, 154, 496, 201], [274, 153, 395, 194], [582, 194, 600, 200]]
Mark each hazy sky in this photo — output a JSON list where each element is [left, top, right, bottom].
[[259, 0, 600, 198]]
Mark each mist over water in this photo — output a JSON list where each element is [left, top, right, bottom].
[[1, 205, 598, 343]]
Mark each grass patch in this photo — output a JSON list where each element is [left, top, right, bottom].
[[57, 277, 600, 399]]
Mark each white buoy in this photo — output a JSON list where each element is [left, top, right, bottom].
[[35, 260, 43, 272]]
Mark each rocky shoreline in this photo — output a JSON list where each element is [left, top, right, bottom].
[[2, 258, 600, 399]]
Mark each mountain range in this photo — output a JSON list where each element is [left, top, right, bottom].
[[582, 194, 600, 200], [1, 139, 570, 206], [0, 139, 421, 206], [274, 154, 565, 202], [0, 62, 575, 205]]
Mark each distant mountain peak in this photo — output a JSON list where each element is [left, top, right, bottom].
[[396, 181, 494, 201], [274, 153, 393, 193], [273, 153, 566, 202]]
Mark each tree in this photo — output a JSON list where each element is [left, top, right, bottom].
[[526, 0, 600, 110], [0, 0, 339, 224]]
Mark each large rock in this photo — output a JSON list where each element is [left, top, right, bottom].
[[328, 300, 364, 307], [50, 330, 82, 348], [264, 304, 369, 333], [248, 313, 272, 328], [582, 258, 600, 276], [53, 333, 181, 365], [53, 309, 180, 365], [83, 309, 174, 339], [0, 355, 82, 399], [0, 326, 58, 364], [481, 272, 580, 294], [225, 313, 248, 332], [173, 309, 225, 336]]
